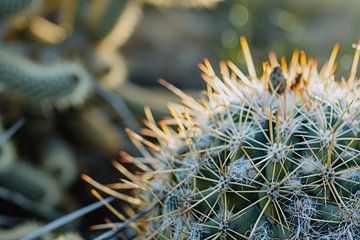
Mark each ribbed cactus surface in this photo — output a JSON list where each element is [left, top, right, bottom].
[[88, 38, 360, 239], [0, 50, 92, 109]]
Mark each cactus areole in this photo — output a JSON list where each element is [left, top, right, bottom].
[[87, 37, 360, 239]]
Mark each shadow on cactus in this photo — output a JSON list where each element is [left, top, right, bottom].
[[85, 37, 360, 239]]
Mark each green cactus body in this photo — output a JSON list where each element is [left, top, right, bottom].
[[0, 133, 16, 173], [0, 0, 42, 16], [0, 160, 61, 206], [76, 0, 129, 40], [40, 138, 78, 188], [0, 221, 47, 240], [142, 0, 223, 8], [90, 38, 360, 239], [0, 50, 92, 109], [93, 0, 128, 39], [55, 233, 84, 240]]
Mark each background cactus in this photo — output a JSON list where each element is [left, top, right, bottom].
[[0, 160, 61, 206], [40, 138, 78, 188], [55, 233, 84, 240], [0, 50, 92, 109], [0, 130, 16, 174], [77, 0, 133, 41], [0, 0, 42, 16], [0, 221, 49, 240], [88, 38, 360, 239], [141, 0, 223, 8]]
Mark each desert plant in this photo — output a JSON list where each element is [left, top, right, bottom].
[[0, 221, 48, 240], [0, 0, 42, 16], [86, 37, 360, 240], [40, 138, 78, 188], [0, 50, 92, 109], [0, 120, 62, 206], [141, 0, 223, 8], [87, 38, 360, 239], [55, 232, 84, 240], [0, 160, 61, 206], [85, 38, 360, 240]]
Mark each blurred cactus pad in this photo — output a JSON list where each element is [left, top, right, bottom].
[[0, 50, 92, 109], [87, 38, 360, 239]]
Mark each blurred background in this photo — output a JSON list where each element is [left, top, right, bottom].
[[0, 0, 358, 239]]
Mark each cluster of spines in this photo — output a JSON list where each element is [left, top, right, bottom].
[[85, 38, 359, 239]]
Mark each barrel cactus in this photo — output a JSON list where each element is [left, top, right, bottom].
[[87, 37, 360, 239]]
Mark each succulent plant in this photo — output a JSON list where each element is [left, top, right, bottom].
[[40, 138, 78, 188], [0, 49, 92, 109], [0, 129, 16, 173], [87, 38, 360, 239], [0, 160, 61, 206], [141, 0, 223, 8], [0, 221, 48, 240], [0, 0, 42, 16], [77, 0, 134, 41], [55, 233, 84, 240]]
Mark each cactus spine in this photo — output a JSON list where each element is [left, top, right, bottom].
[[89, 38, 360, 239]]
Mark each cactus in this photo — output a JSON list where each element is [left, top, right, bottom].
[[90, 0, 128, 40], [0, 160, 61, 206], [142, 0, 223, 8], [0, 0, 42, 16], [77, 0, 136, 41], [0, 134, 16, 173], [40, 138, 78, 188], [0, 221, 51, 240], [55, 233, 84, 240], [88, 38, 360, 239], [0, 49, 93, 109]]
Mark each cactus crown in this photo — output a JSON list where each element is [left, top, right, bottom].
[[88, 38, 360, 239]]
